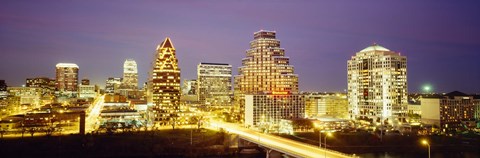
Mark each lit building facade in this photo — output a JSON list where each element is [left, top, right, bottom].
[[347, 44, 408, 124], [78, 85, 96, 99], [55, 63, 79, 94], [105, 77, 122, 94], [122, 59, 138, 90], [26, 77, 56, 93], [245, 94, 305, 128], [81, 78, 90, 85], [197, 63, 232, 107], [149, 37, 181, 125], [182, 79, 197, 95], [305, 93, 348, 119], [0, 80, 7, 99], [234, 30, 299, 122], [7, 87, 42, 106], [421, 91, 478, 132]]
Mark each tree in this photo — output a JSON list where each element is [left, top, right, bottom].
[[170, 113, 179, 130], [190, 115, 204, 130], [0, 128, 7, 138], [28, 128, 36, 137]]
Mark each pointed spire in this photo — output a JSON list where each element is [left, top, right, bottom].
[[160, 37, 175, 50]]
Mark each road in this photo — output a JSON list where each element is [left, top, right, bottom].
[[85, 95, 105, 133], [209, 120, 356, 158]]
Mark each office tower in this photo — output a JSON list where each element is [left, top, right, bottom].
[[78, 84, 96, 99], [122, 59, 138, 90], [197, 63, 232, 107], [105, 77, 122, 94], [81, 78, 90, 85], [55, 63, 79, 95], [421, 91, 479, 132], [234, 30, 301, 124], [149, 37, 181, 124], [347, 44, 408, 124]]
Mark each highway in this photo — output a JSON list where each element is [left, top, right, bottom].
[[85, 95, 105, 133], [209, 120, 356, 158]]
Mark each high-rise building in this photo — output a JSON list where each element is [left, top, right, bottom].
[[105, 77, 122, 94], [55, 63, 79, 93], [197, 63, 232, 107], [245, 94, 305, 128], [234, 30, 301, 124], [421, 91, 479, 132], [149, 37, 181, 124], [347, 44, 408, 124], [122, 59, 138, 90]]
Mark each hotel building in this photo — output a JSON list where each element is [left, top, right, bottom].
[[347, 44, 408, 124]]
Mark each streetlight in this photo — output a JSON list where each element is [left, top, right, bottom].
[[318, 131, 322, 148], [325, 132, 332, 158], [422, 139, 430, 158]]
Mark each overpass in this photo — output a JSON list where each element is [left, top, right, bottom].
[[209, 121, 357, 158]]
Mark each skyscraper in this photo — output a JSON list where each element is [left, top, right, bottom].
[[347, 44, 408, 124], [122, 59, 138, 90], [55, 63, 79, 94], [149, 37, 181, 124], [105, 77, 122, 94], [197, 63, 232, 107], [234, 30, 300, 124]]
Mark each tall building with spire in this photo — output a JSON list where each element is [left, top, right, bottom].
[[122, 59, 138, 90], [347, 44, 408, 124], [149, 37, 181, 125], [235, 30, 302, 125]]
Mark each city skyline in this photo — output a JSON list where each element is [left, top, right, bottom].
[[1, 1, 480, 93]]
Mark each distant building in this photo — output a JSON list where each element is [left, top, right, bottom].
[[148, 37, 181, 125], [234, 30, 299, 123], [105, 77, 122, 94], [26, 77, 56, 93], [197, 63, 232, 107], [122, 59, 138, 90], [78, 85, 96, 99], [347, 44, 408, 124], [55, 63, 79, 95], [407, 104, 421, 115], [245, 93, 305, 128], [7, 87, 42, 106], [81, 78, 90, 85], [305, 93, 348, 119], [421, 91, 478, 132], [0, 80, 7, 99], [182, 79, 197, 95], [181, 79, 198, 102]]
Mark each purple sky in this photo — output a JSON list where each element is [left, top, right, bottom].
[[1, 1, 479, 93]]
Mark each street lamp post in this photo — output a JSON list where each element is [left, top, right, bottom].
[[318, 131, 321, 148], [325, 132, 332, 158], [422, 140, 430, 158]]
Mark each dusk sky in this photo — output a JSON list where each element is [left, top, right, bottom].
[[1, 1, 479, 93]]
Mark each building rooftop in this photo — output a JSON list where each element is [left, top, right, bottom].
[[359, 43, 390, 52], [56, 63, 79, 68]]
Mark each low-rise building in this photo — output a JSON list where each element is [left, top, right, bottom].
[[244, 93, 305, 129], [421, 91, 478, 132]]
